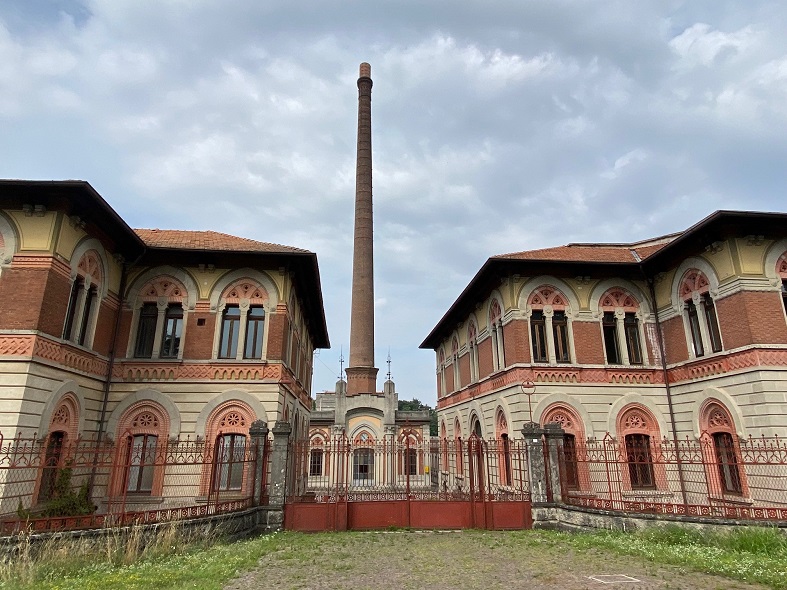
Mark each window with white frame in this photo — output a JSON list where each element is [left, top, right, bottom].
[[130, 276, 189, 360], [489, 299, 505, 371], [598, 288, 644, 366], [63, 250, 103, 348], [527, 285, 573, 364], [467, 321, 479, 383], [679, 269, 722, 358]]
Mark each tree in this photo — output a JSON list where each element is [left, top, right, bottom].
[[398, 398, 438, 436]]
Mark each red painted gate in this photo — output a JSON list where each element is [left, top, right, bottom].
[[285, 435, 532, 531]]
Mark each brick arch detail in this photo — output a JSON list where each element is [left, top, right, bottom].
[[68, 237, 109, 299], [138, 275, 188, 303], [668, 257, 720, 316], [76, 250, 103, 290], [38, 381, 86, 438], [209, 269, 280, 311], [489, 298, 503, 323], [616, 404, 661, 439], [194, 390, 268, 436], [517, 276, 580, 315], [541, 403, 585, 440], [126, 266, 199, 310], [598, 287, 641, 313], [116, 400, 171, 439], [106, 389, 182, 439], [777, 253, 787, 279], [679, 268, 711, 299], [699, 399, 736, 434], [47, 393, 80, 443], [495, 407, 508, 439], [204, 400, 255, 441], [220, 278, 268, 305], [534, 393, 594, 440], [527, 285, 570, 311], [607, 393, 669, 439], [0, 211, 19, 265]]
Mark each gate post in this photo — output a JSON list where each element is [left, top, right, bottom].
[[543, 423, 565, 503], [270, 422, 292, 504], [521, 422, 548, 504], [249, 420, 269, 506]]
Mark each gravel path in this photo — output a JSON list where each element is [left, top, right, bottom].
[[225, 530, 767, 590]]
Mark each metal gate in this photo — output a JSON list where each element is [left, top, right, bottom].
[[284, 435, 532, 531]]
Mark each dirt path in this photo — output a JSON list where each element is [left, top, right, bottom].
[[225, 530, 767, 590]]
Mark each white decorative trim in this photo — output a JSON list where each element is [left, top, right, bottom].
[[194, 389, 268, 436], [126, 266, 199, 310], [517, 276, 581, 316], [209, 269, 279, 311], [69, 237, 110, 300], [588, 279, 653, 319]]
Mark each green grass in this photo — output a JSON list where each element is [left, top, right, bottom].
[[546, 526, 787, 590], [2, 526, 785, 590]]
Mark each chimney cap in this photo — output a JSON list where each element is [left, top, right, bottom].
[[359, 62, 371, 78]]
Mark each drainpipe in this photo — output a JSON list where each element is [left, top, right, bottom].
[[640, 260, 688, 506]]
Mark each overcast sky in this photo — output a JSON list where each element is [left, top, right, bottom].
[[2, 1, 786, 405]]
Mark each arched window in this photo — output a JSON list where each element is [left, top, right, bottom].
[[113, 402, 170, 498], [200, 401, 255, 497], [700, 401, 747, 496], [437, 349, 446, 398], [495, 409, 511, 486], [399, 430, 421, 477], [679, 269, 722, 357], [467, 321, 479, 383], [131, 276, 188, 360], [454, 418, 463, 474], [309, 436, 325, 477], [528, 286, 572, 364], [63, 250, 103, 347], [617, 405, 663, 491], [216, 279, 268, 360], [470, 414, 483, 438], [489, 299, 505, 371], [35, 393, 80, 505], [542, 404, 587, 491], [599, 288, 644, 365]]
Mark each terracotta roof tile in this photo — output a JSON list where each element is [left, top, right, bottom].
[[134, 229, 310, 254], [494, 234, 678, 264]]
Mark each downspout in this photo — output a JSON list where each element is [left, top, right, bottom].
[[637, 253, 688, 506]]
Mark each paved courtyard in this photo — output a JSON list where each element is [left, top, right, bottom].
[[225, 530, 768, 590]]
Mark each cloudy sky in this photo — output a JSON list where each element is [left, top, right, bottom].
[[2, 1, 786, 405]]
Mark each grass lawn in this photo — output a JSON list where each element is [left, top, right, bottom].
[[2, 526, 785, 590]]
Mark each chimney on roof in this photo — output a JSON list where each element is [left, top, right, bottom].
[[346, 62, 378, 396]]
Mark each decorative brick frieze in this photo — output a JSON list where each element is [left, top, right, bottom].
[[114, 360, 284, 382]]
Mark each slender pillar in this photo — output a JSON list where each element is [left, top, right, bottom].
[[346, 62, 379, 395]]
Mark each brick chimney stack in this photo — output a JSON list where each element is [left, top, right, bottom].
[[346, 62, 378, 395]]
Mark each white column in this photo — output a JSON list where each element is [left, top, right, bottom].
[[178, 305, 188, 360], [126, 302, 144, 358], [544, 307, 556, 364], [69, 281, 88, 342], [496, 321, 505, 369], [615, 309, 630, 365], [235, 299, 250, 360], [151, 298, 168, 359], [693, 292, 712, 355]]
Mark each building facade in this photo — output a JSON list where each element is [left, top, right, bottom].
[[422, 211, 787, 458], [0, 180, 328, 512]]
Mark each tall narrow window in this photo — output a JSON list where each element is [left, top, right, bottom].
[[625, 433, 655, 489], [134, 304, 157, 358], [501, 433, 512, 486], [126, 434, 157, 494], [531, 311, 548, 362], [686, 300, 705, 357], [62, 279, 81, 340], [702, 295, 723, 353], [309, 448, 324, 477], [405, 448, 418, 476], [219, 305, 241, 358], [37, 432, 65, 504], [77, 286, 96, 346], [602, 312, 620, 364], [160, 305, 183, 358], [213, 434, 246, 491], [553, 311, 570, 363], [712, 432, 742, 494], [562, 434, 579, 490], [782, 280, 787, 315], [353, 449, 374, 482], [624, 313, 643, 365], [244, 307, 265, 359]]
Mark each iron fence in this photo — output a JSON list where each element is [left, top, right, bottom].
[[288, 436, 530, 503], [0, 431, 269, 533], [558, 433, 787, 520]]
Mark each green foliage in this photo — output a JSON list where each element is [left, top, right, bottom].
[[397, 398, 438, 436], [34, 466, 96, 518]]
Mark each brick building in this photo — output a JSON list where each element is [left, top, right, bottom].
[[0, 179, 328, 509], [422, 210, 787, 490]]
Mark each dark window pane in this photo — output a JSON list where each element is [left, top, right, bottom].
[[214, 434, 246, 491], [624, 313, 643, 365], [37, 432, 65, 503], [625, 434, 655, 489], [405, 448, 418, 476], [713, 432, 742, 494], [353, 449, 374, 482], [562, 434, 579, 490], [553, 312, 570, 363], [309, 449, 323, 476], [244, 307, 265, 359], [77, 287, 95, 345], [219, 306, 240, 358], [134, 304, 158, 358], [531, 311, 548, 362], [686, 300, 704, 357], [62, 279, 81, 341], [703, 295, 723, 353], [603, 312, 620, 364], [160, 305, 183, 358]]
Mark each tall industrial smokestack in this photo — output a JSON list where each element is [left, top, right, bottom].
[[345, 62, 378, 395]]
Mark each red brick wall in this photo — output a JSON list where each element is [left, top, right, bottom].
[[445, 361, 455, 393], [183, 312, 216, 359], [0, 266, 68, 336], [459, 352, 470, 386], [478, 337, 493, 378], [503, 319, 530, 365], [661, 315, 689, 364], [115, 308, 134, 358], [572, 320, 604, 364], [266, 313, 288, 361], [717, 290, 787, 348], [92, 302, 117, 356]]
